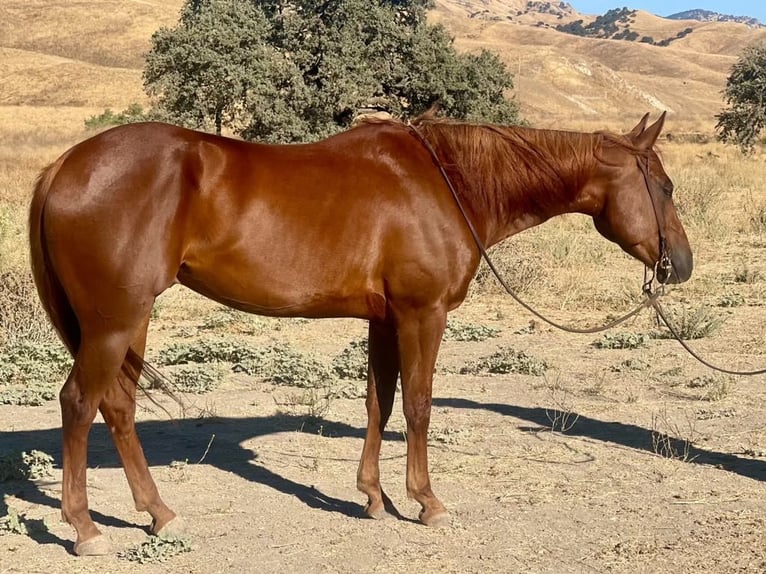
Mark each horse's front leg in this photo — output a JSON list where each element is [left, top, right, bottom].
[[394, 305, 449, 526]]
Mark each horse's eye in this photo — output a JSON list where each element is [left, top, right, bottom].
[[662, 183, 674, 198]]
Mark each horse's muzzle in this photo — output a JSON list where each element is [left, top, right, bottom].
[[657, 250, 693, 284]]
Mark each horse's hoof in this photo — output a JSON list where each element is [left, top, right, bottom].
[[74, 534, 112, 556], [419, 508, 450, 527], [155, 516, 187, 539], [364, 502, 390, 520]]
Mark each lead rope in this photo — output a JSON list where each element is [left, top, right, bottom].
[[409, 123, 766, 375]]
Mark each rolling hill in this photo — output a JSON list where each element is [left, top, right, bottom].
[[2, 0, 766, 135]]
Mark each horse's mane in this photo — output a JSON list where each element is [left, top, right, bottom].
[[356, 111, 650, 220], [407, 114, 602, 219]]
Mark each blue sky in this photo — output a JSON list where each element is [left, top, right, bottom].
[[568, 1, 766, 22]]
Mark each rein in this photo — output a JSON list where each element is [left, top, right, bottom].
[[409, 123, 766, 375]]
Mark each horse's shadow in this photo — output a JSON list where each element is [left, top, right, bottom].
[[2, 397, 764, 550], [432, 397, 766, 482]]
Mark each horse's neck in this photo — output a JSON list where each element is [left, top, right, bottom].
[[446, 127, 597, 247]]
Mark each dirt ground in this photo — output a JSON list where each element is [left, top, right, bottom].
[[2, 289, 766, 574]]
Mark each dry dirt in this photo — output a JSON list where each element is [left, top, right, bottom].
[[2, 289, 766, 573]]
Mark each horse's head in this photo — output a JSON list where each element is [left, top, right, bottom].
[[586, 113, 692, 284]]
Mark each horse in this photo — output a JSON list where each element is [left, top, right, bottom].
[[29, 111, 692, 555]]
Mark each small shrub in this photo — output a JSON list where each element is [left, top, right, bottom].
[[716, 293, 745, 308], [0, 450, 55, 482], [266, 347, 333, 388], [236, 344, 333, 388], [460, 347, 548, 376], [198, 308, 262, 335], [471, 243, 546, 296], [170, 364, 225, 394], [279, 387, 333, 419], [118, 535, 192, 564], [593, 332, 649, 349], [687, 374, 735, 402], [157, 338, 260, 366], [652, 305, 725, 340], [0, 509, 27, 535], [332, 339, 368, 380], [0, 341, 71, 406], [650, 409, 697, 462], [744, 194, 766, 233], [733, 262, 761, 284], [443, 319, 500, 342]]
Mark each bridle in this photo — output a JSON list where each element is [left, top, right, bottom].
[[409, 122, 766, 375]]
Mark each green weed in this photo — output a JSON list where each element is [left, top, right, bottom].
[[0, 450, 54, 482], [443, 319, 501, 342], [332, 339, 368, 380], [652, 304, 725, 340], [460, 347, 548, 376], [118, 535, 192, 564], [170, 364, 226, 394], [593, 332, 649, 349]]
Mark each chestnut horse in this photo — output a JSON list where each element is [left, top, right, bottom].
[[29, 112, 692, 555]]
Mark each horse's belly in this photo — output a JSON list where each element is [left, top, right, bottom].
[[176, 258, 386, 320]]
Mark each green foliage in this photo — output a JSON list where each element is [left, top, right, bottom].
[[555, 8, 690, 47], [443, 319, 500, 342], [0, 341, 71, 406], [118, 535, 192, 564], [716, 43, 766, 153], [157, 338, 333, 388], [652, 305, 725, 340], [556, 8, 635, 40], [593, 332, 650, 350], [0, 509, 28, 535], [144, 0, 519, 142], [84, 103, 148, 129], [332, 339, 368, 380], [170, 364, 225, 394], [157, 338, 260, 366], [460, 347, 548, 376], [0, 450, 55, 482], [260, 345, 333, 388]]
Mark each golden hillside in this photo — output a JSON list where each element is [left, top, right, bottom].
[[1, 0, 764, 135]]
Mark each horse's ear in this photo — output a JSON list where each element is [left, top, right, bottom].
[[626, 113, 650, 141], [635, 112, 666, 150]]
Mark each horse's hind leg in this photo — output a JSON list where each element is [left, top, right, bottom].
[[98, 312, 179, 537], [357, 320, 400, 518], [60, 327, 140, 556]]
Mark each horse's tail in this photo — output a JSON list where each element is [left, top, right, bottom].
[[29, 156, 80, 356], [28, 157, 173, 401]]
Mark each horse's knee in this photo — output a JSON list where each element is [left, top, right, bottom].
[[402, 394, 432, 428]]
